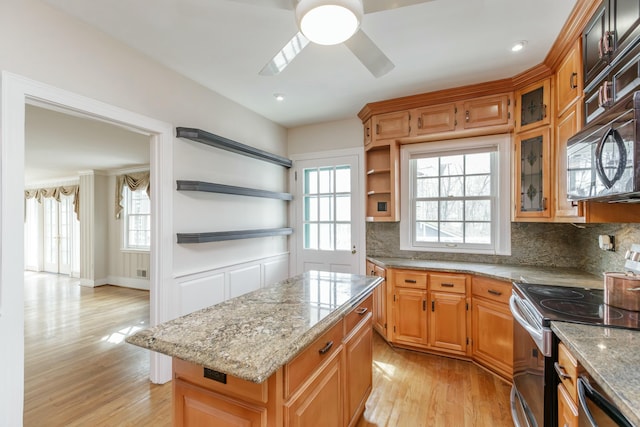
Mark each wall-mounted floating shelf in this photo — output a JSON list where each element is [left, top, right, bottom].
[[176, 180, 292, 201], [177, 228, 293, 244], [176, 127, 293, 168]]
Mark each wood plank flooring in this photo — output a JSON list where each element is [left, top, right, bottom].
[[24, 272, 513, 426]]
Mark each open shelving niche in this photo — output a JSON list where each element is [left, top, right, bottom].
[[176, 127, 293, 243]]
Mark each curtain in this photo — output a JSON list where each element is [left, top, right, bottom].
[[115, 171, 150, 219], [24, 185, 80, 220]]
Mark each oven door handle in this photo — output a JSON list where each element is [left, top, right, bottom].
[[509, 295, 544, 343], [577, 375, 633, 427]]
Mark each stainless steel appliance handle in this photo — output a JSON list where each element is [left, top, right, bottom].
[[509, 295, 543, 343], [509, 386, 524, 427], [577, 375, 632, 427], [595, 127, 627, 189]]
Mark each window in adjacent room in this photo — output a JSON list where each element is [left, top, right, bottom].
[[122, 186, 151, 250], [400, 134, 511, 255]]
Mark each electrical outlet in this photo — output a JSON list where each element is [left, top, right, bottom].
[[137, 269, 147, 278]]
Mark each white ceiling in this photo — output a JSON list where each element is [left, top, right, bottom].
[[40, 0, 578, 128], [25, 104, 150, 185]]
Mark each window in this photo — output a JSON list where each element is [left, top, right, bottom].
[[122, 186, 150, 250], [400, 135, 511, 255]]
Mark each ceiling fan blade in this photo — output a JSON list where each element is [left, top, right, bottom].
[[344, 29, 395, 78], [362, 0, 433, 14], [259, 32, 310, 76], [226, 0, 294, 10]]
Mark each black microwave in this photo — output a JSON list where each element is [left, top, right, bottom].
[[567, 91, 640, 202]]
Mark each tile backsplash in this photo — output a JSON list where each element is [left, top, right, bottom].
[[366, 222, 640, 276]]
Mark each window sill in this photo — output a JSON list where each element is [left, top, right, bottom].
[[120, 248, 150, 254]]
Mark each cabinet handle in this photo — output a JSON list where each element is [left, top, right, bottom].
[[570, 72, 578, 89], [488, 289, 503, 296], [598, 85, 604, 108], [465, 110, 470, 122], [375, 123, 380, 135], [405, 279, 417, 283], [370, 270, 375, 275], [554, 362, 571, 380], [542, 197, 547, 210], [598, 35, 604, 59], [417, 117, 423, 129], [318, 341, 334, 355], [431, 300, 435, 311], [441, 283, 455, 287], [366, 127, 370, 138], [356, 307, 368, 315], [603, 31, 613, 55], [542, 104, 547, 118], [602, 81, 611, 106]]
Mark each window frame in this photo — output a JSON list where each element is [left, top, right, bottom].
[[121, 186, 151, 252], [399, 134, 511, 255]]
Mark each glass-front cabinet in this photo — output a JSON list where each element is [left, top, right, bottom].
[[514, 128, 552, 220], [515, 80, 551, 133]]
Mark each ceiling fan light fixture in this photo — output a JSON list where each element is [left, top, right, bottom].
[[296, 0, 363, 46]]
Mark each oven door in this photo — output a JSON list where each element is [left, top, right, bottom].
[[510, 294, 554, 427], [577, 375, 633, 427]]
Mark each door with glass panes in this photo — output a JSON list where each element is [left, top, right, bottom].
[[295, 155, 360, 274], [43, 196, 75, 274]]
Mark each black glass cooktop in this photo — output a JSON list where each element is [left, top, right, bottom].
[[513, 282, 640, 331]]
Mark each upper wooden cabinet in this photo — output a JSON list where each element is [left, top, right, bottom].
[[515, 79, 551, 133], [514, 127, 552, 220], [371, 111, 410, 142], [365, 143, 399, 222], [556, 40, 583, 116], [462, 94, 511, 129], [555, 103, 584, 222], [410, 103, 457, 136]]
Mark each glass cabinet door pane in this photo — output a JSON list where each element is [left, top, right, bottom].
[[520, 135, 545, 211], [520, 87, 545, 127]]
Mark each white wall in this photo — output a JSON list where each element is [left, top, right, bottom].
[[287, 117, 362, 155], [0, 0, 289, 424]]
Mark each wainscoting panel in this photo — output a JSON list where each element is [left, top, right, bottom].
[[174, 253, 289, 316]]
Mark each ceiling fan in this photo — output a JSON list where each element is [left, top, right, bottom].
[[229, 0, 433, 78]]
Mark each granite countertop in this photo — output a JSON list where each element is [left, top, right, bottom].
[[126, 270, 382, 384], [368, 257, 604, 289], [552, 322, 640, 426]]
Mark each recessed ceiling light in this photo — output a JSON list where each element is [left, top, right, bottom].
[[511, 41, 528, 52], [274, 93, 285, 102]]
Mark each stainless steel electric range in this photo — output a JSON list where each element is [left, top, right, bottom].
[[510, 281, 640, 427]]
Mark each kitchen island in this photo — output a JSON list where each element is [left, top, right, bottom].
[[127, 270, 383, 427]]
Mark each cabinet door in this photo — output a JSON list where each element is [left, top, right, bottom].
[[583, 4, 609, 86], [558, 383, 579, 427], [514, 127, 552, 220], [515, 80, 551, 133], [429, 291, 467, 354], [393, 287, 428, 347], [372, 266, 387, 339], [556, 40, 582, 116], [345, 316, 373, 427], [284, 348, 343, 427], [411, 103, 457, 135], [174, 379, 267, 427], [371, 111, 410, 141], [555, 104, 584, 222], [471, 298, 513, 380], [363, 118, 372, 147], [462, 94, 510, 129], [611, 0, 640, 60]]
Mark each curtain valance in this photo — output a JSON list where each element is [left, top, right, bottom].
[[115, 171, 150, 219], [24, 185, 80, 220]]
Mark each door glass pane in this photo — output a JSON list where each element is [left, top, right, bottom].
[[44, 198, 57, 266], [302, 165, 352, 252], [520, 135, 544, 212], [521, 87, 545, 126], [59, 197, 71, 266], [335, 166, 350, 193]]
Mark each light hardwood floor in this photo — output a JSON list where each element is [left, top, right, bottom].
[[24, 272, 512, 426]]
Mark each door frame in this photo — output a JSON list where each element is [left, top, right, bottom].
[[0, 71, 174, 422], [289, 147, 366, 276]]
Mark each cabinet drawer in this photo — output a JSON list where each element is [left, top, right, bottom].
[[284, 319, 344, 399], [345, 294, 373, 336], [394, 270, 427, 289], [472, 277, 511, 304], [173, 358, 269, 404], [556, 342, 583, 403], [430, 273, 467, 294]]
